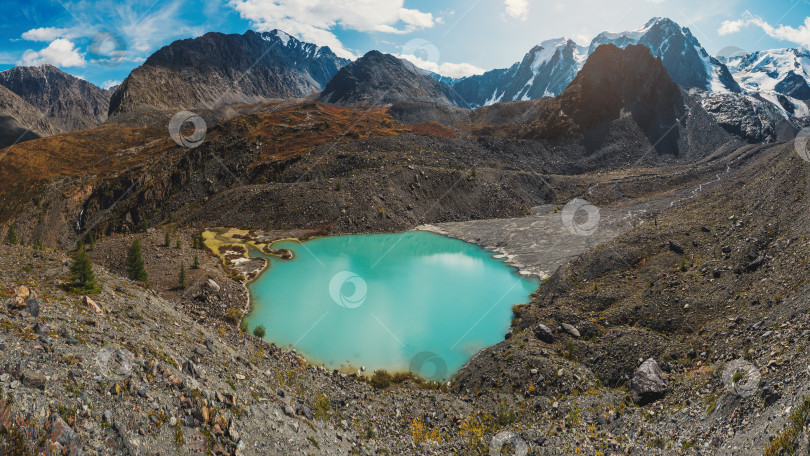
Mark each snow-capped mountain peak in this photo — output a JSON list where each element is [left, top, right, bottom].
[[529, 38, 588, 71], [725, 48, 810, 99], [445, 17, 740, 107], [589, 17, 739, 93], [259, 29, 330, 59]]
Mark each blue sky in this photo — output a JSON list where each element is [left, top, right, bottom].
[[1, 0, 809, 87]]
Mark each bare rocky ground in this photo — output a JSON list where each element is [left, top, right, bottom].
[[3, 140, 810, 454]]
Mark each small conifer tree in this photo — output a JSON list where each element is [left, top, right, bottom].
[[179, 264, 186, 290], [126, 238, 149, 286], [5, 225, 17, 244], [69, 242, 98, 293]]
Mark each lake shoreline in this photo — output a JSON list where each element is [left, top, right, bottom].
[[240, 230, 539, 381]]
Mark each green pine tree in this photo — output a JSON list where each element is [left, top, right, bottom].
[[192, 254, 200, 270], [5, 224, 17, 244], [69, 242, 98, 293], [126, 238, 149, 286], [175, 237, 181, 249], [179, 264, 186, 290], [87, 234, 96, 250], [164, 230, 171, 247]]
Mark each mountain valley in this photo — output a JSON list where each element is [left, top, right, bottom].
[[1, 14, 810, 456]]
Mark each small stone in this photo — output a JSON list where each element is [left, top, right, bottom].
[[0, 399, 10, 434], [21, 371, 46, 391], [33, 322, 49, 335], [102, 410, 113, 424], [24, 298, 40, 317], [169, 416, 177, 427], [534, 324, 554, 343], [206, 279, 221, 292], [668, 240, 685, 254], [183, 360, 200, 379], [83, 296, 103, 314], [561, 323, 580, 338], [15, 286, 30, 301], [296, 405, 314, 420], [48, 414, 80, 453], [228, 421, 240, 442]]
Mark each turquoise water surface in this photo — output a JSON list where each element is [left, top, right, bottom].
[[245, 231, 539, 381]]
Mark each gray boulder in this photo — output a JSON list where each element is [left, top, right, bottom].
[[630, 358, 668, 405], [534, 324, 554, 344]]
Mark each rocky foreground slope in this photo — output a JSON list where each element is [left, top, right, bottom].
[[3, 140, 810, 455]]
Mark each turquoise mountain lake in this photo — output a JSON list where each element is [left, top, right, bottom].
[[245, 231, 539, 381]]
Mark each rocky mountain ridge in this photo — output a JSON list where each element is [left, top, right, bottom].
[[0, 64, 111, 132], [319, 51, 468, 107], [108, 30, 350, 117], [0, 83, 59, 149], [444, 17, 741, 107]]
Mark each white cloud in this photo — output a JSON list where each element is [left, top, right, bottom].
[[719, 12, 810, 48], [398, 54, 485, 78], [19, 39, 86, 67], [227, 0, 438, 59], [505, 0, 529, 20], [571, 34, 592, 46], [21, 27, 84, 42], [117, 0, 186, 53], [101, 80, 121, 90]]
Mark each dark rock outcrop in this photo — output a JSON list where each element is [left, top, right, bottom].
[[320, 51, 468, 108], [534, 324, 554, 343], [0, 64, 110, 131], [630, 358, 668, 405], [699, 93, 785, 143], [109, 30, 349, 116], [0, 84, 58, 148]]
